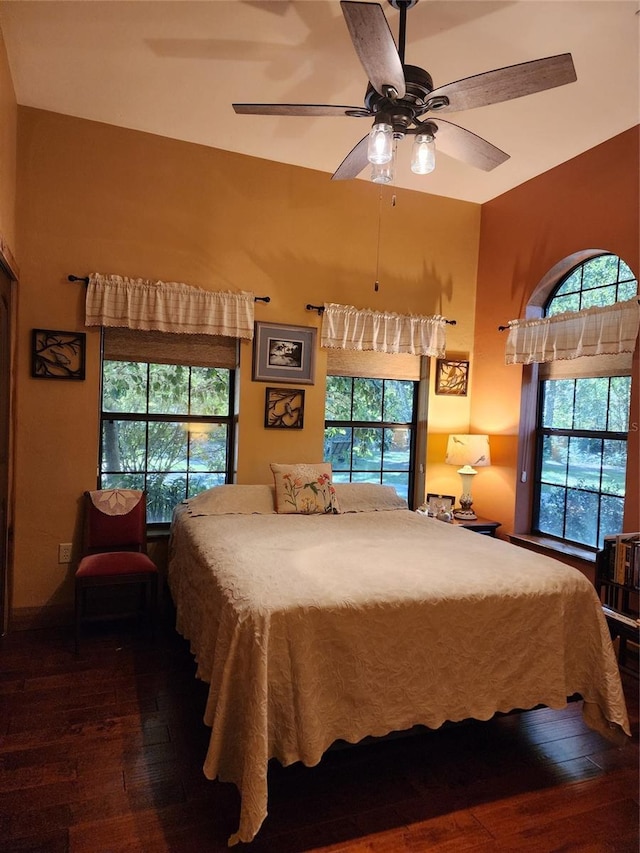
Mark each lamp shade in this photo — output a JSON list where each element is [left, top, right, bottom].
[[445, 434, 491, 469]]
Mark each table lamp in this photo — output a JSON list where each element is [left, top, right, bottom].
[[445, 434, 491, 520]]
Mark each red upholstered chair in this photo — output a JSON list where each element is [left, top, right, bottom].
[[75, 489, 158, 653]]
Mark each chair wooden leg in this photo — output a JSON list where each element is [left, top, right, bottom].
[[74, 582, 82, 655], [148, 575, 158, 641], [74, 573, 159, 652]]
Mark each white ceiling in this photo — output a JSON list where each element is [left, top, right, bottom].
[[1, 0, 638, 204]]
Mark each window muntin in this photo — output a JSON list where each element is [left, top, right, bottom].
[[533, 253, 636, 550], [547, 255, 636, 315], [100, 361, 233, 524], [324, 376, 417, 504]]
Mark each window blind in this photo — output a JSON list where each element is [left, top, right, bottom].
[[539, 351, 633, 380], [326, 347, 421, 381], [103, 327, 238, 369]]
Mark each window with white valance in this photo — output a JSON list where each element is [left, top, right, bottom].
[[92, 274, 242, 524], [321, 302, 447, 358], [516, 253, 638, 552], [99, 325, 236, 524], [505, 298, 640, 365], [85, 273, 255, 339]]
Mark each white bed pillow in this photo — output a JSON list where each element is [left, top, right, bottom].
[[270, 462, 340, 514], [332, 483, 408, 513], [185, 484, 276, 516]]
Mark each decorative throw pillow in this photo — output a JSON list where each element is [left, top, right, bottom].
[[332, 483, 408, 512], [270, 462, 340, 515], [185, 485, 276, 516]]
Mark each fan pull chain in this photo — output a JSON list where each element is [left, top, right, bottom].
[[374, 188, 398, 292], [374, 187, 383, 292]]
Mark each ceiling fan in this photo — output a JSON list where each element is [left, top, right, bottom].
[[232, 0, 577, 183]]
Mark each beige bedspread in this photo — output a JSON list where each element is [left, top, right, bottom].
[[167, 505, 630, 846]]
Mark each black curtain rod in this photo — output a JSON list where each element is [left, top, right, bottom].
[[497, 299, 640, 331], [68, 275, 270, 302], [305, 302, 457, 325]]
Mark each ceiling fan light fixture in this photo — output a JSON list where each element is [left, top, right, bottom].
[[371, 161, 394, 184], [233, 1, 578, 185], [367, 122, 393, 165], [411, 131, 436, 175]]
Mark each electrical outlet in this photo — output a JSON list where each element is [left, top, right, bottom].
[[58, 543, 72, 564]]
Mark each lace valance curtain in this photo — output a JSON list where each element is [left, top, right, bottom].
[[85, 273, 255, 338], [321, 302, 447, 357], [505, 298, 640, 365]]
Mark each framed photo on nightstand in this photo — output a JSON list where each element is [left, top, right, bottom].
[[426, 493, 455, 516]]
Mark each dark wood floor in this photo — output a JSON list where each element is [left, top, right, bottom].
[[1, 614, 638, 853]]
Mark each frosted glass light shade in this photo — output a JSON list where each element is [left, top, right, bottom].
[[371, 161, 394, 184], [410, 132, 436, 174], [367, 123, 393, 165]]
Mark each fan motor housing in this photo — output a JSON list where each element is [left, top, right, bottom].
[[387, 0, 419, 9], [364, 64, 434, 122]]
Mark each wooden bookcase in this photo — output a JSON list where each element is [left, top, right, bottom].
[[595, 535, 639, 675]]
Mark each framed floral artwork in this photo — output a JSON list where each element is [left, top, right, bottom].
[[264, 387, 305, 429], [31, 329, 86, 380], [435, 358, 469, 396]]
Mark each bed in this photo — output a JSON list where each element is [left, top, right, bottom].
[[167, 479, 630, 846]]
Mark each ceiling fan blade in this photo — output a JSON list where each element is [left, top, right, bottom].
[[431, 119, 509, 171], [341, 1, 406, 99], [428, 53, 577, 114], [233, 103, 367, 117], [331, 135, 370, 181]]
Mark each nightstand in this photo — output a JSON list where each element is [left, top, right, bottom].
[[452, 517, 501, 536]]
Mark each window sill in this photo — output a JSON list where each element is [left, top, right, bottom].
[[509, 533, 596, 564], [148, 527, 171, 541]]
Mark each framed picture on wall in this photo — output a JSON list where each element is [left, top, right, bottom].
[[435, 358, 469, 396], [252, 322, 316, 385], [264, 387, 305, 429], [31, 329, 86, 380]]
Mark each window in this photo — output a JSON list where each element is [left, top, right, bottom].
[[99, 329, 236, 525], [533, 254, 637, 549], [324, 376, 417, 504]]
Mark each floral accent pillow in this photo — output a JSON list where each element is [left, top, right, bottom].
[[270, 463, 340, 515]]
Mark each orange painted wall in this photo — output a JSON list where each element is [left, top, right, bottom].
[[0, 24, 17, 251], [13, 107, 480, 613], [474, 127, 640, 535], [11, 101, 638, 617]]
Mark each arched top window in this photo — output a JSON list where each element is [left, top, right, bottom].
[[546, 254, 637, 316], [533, 253, 637, 550]]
